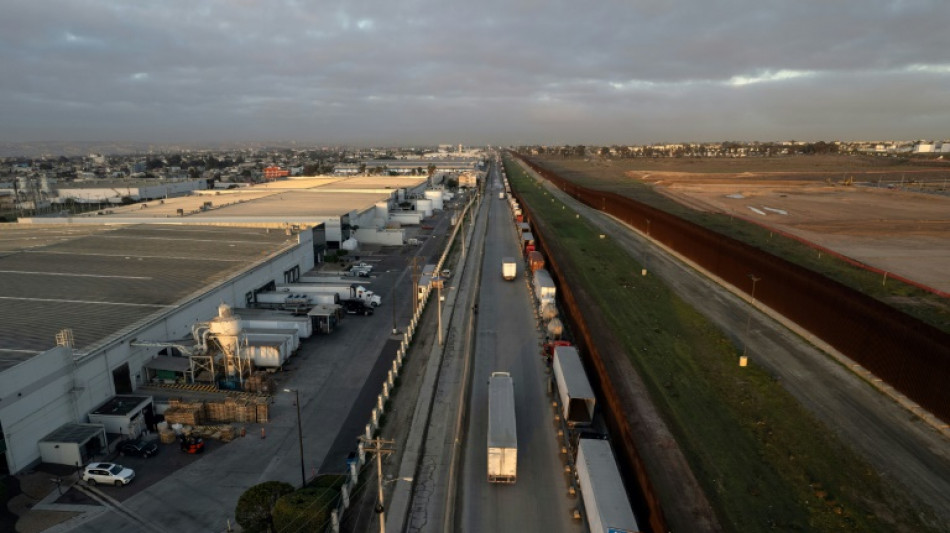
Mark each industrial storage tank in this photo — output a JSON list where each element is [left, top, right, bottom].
[[209, 303, 242, 359], [374, 201, 390, 228], [423, 190, 444, 210], [415, 198, 434, 217]]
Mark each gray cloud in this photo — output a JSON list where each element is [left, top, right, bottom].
[[1, 0, 948, 145]]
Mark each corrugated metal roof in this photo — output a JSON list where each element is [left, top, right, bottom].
[[189, 191, 385, 218], [0, 224, 297, 371], [41, 423, 106, 444]]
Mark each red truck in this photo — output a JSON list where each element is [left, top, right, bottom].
[[527, 251, 545, 272]]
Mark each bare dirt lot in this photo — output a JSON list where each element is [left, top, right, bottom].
[[629, 168, 950, 294]]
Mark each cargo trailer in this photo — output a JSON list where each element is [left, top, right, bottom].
[[575, 438, 640, 533], [527, 250, 545, 272], [533, 269, 557, 307], [488, 372, 517, 483], [277, 283, 381, 307], [553, 345, 596, 427]]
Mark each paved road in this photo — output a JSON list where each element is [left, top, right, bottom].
[[518, 159, 950, 528], [454, 163, 583, 533]]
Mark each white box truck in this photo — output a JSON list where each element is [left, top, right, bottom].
[[502, 257, 517, 281], [488, 372, 517, 483], [575, 438, 640, 533]]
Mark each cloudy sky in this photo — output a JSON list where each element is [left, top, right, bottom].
[[1, 0, 948, 146]]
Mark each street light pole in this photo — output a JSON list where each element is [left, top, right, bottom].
[[391, 283, 397, 335], [742, 274, 762, 360], [432, 276, 444, 346], [283, 388, 306, 487]]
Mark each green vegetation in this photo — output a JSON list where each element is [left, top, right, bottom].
[[531, 157, 950, 333], [272, 476, 345, 532], [505, 158, 940, 532], [235, 481, 295, 533]]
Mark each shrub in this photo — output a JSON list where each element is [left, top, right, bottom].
[[272, 485, 340, 532], [235, 481, 295, 533]]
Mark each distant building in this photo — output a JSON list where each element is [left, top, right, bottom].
[[333, 164, 362, 176], [913, 142, 934, 154], [458, 171, 480, 188], [55, 179, 206, 203], [264, 166, 290, 180]]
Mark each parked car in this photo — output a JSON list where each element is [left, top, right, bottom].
[[180, 435, 205, 454], [82, 462, 135, 486], [118, 438, 159, 458], [341, 299, 374, 316]]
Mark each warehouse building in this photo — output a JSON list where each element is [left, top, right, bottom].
[[1, 174, 449, 474], [20, 175, 433, 249], [0, 224, 313, 474]]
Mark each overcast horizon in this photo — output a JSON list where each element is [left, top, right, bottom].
[[2, 0, 948, 146]]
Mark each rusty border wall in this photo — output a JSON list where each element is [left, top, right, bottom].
[[516, 190, 669, 533], [515, 154, 950, 424]]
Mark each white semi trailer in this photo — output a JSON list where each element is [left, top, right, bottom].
[[575, 438, 640, 533], [533, 269, 557, 308], [488, 372, 517, 484], [276, 283, 381, 307], [553, 345, 596, 427]]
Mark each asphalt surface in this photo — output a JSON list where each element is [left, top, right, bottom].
[[519, 160, 950, 529], [454, 164, 583, 533]]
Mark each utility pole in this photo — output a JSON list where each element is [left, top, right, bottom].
[[360, 436, 395, 533], [460, 206, 466, 261], [283, 389, 305, 487]]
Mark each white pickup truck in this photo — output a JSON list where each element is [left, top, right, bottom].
[[347, 262, 373, 277]]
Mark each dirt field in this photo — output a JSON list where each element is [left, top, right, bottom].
[[628, 169, 950, 294]]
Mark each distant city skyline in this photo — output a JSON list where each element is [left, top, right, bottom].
[[2, 1, 948, 145]]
